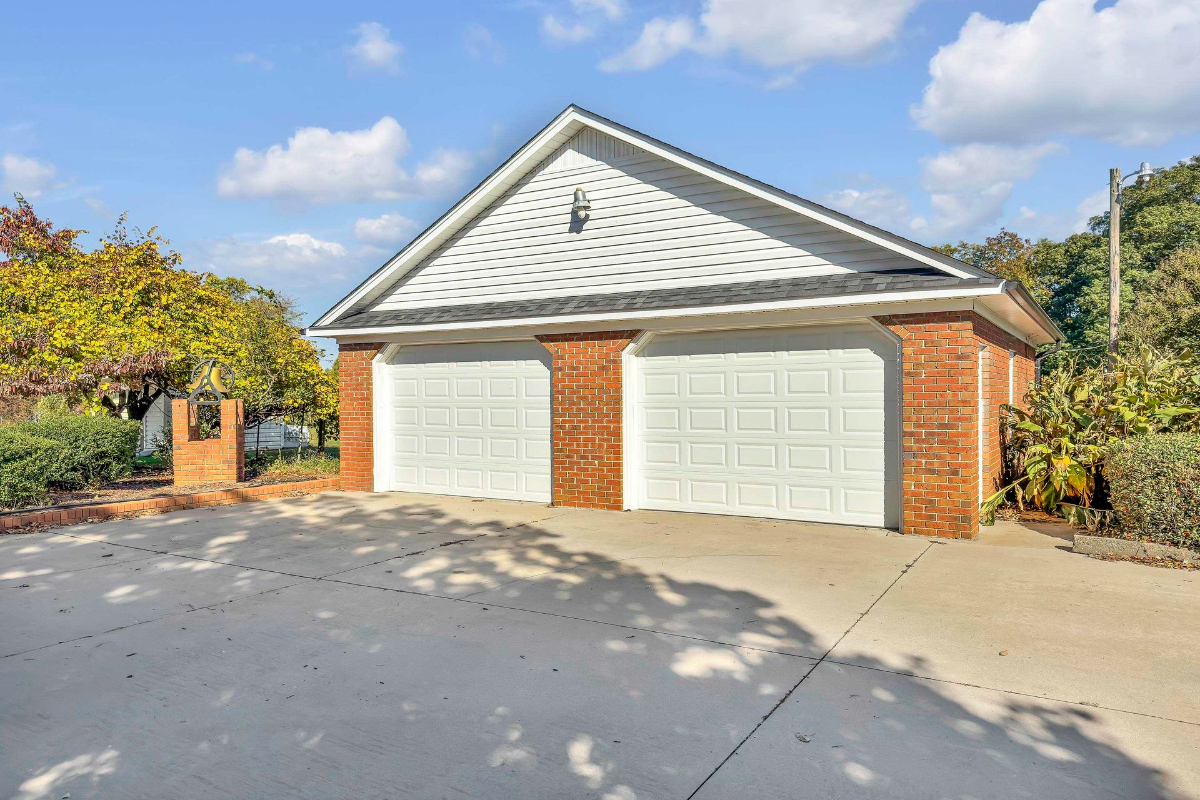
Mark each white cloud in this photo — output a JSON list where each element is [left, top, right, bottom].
[[541, 15, 596, 44], [464, 23, 504, 64], [202, 233, 348, 282], [1012, 187, 1111, 240], [234, 51, 274, 70], [216, 117, 474, 205], [600, 17, 696, 71], [347, 22, 402, 75], [821, 187, 913, 231], [912, 0, 1200, 146], [915, 142, 1062, 238], [354, 213, 418, 245], [572, 0, 627, 22], [600, 0, 922, 74], [85, 197, 115, 219], [1, 154, 57, 200]]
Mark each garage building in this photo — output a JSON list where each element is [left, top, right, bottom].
[[308, 106, 1061, 539]]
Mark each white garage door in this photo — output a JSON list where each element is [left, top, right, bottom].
[[387, 341, 552, 502], [635, 324, 898, 527]]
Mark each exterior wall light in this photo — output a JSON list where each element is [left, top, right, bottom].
[[572, 187, 591, 220]]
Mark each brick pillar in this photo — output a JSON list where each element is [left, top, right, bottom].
[[875, 312, 981, 539], [338, 342, 384, 492], [874, 311, 1038, 539], [537, 331, 640, 510], [171, 398, 244, 486]]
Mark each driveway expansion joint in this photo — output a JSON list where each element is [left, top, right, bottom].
[[685, 541, 935, 800]]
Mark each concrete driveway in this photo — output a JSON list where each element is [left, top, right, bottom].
[[2, 492, 1198, 800]]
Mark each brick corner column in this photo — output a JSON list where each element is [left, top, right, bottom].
[[874, 312, 981, 539], [220, 398, 246, 481], [537, 330, 640, 510], [338, 342, 385, 492]]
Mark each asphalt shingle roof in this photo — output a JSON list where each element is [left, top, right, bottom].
[[325, 268, 998, 330]]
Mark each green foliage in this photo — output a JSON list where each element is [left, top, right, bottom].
[[940, 157, 1200, 357], [0, 428, 61, 509], [1126, 245, 1200, 353], [981, 346, 1200, 524], [1106, 433, 1200, 550], [0, 202, 338, 429], [16, 414, 140, 490]]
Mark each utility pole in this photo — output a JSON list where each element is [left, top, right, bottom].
[[1109, 167, 1121, 358]]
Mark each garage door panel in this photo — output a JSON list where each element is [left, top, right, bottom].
[[786, 407, 831, 434], [785, 369, 831, 395], [454, 377, 483, 398], [734, 443, 777, 469], [787, 444, 832, 473], [638, 324, 898, 527], [388, 341, 551, 503], [687, 442, 727, 468]]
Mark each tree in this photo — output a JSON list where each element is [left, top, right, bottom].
[[939, 156, 1200, 357], [934, 229, 1055, 305], [1126, 245, 1200, 352], [0, 200, 337, 431], [0, 198, 231, 417], [200, 276, 338, 432]]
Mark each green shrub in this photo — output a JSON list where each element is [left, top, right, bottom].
[[0, 428, 62, 509], [982, 345, 1200, 524], [16, 414, 140, 489], [1106, 433, 1200, 550]]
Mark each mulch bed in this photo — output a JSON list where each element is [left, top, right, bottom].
[[1087, 553, 1200, 570], [2, 468, 335, 518]]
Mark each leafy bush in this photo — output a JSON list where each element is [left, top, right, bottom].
[[0, 428, 62, 509], [16, 414, 140, 489], [983, 345, 1200, 524], [1106, 434, 1200, 550]]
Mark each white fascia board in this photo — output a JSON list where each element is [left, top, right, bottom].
[[312, 105, 988, 330], [307, 284, 1005, 340]]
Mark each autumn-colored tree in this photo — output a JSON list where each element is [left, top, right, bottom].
[[0, 199, 337, 431], [934, 229, 1054, 305], [0, 198, 230, 417]]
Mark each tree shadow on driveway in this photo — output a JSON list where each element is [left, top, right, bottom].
[[1, 495, 1188, 799]]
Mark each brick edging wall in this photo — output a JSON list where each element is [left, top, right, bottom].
[[537, 330, 640, 510], [1, 478, 342, 533]]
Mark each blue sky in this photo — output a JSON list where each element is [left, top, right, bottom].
[[5, 0, 1200, 344]]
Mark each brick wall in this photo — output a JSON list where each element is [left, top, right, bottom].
[[875, 311, 1036, 539], [974, 316, 1037, 500], [338, 342, 384, 492], [537, 331, 640, 510], [171, 398, 245, 485]]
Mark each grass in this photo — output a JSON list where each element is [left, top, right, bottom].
[[247, 448, 340, 482]]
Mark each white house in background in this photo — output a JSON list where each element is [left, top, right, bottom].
[[135, 393, 309, 456]]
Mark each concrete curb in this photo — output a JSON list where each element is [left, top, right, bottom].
[[1073, 533, 1200, 564], [1, 477, 342, 533]]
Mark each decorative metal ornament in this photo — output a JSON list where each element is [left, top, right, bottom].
[[187, 359, 235, 406]]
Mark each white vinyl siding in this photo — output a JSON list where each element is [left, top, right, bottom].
[[371, 132, 914, 313], [635, 324, 899, 528], [386, 341, 552, 502]]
